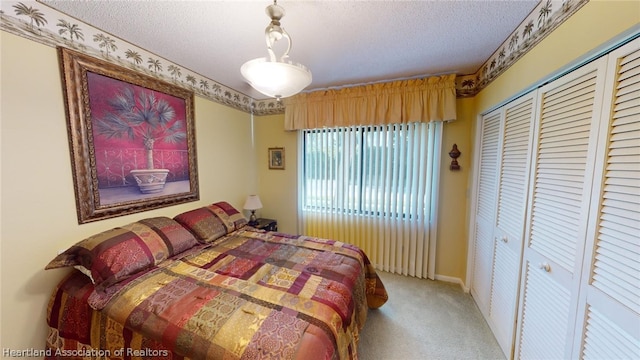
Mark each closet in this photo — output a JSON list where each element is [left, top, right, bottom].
[[470, 92, 536, 355], [468, 37, 639, 359]]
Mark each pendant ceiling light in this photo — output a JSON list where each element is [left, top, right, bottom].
[[241, 0, 312, 100]]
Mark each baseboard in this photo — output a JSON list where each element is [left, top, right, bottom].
[[375, 268, 471, 293], [434, 274, 470, 293]]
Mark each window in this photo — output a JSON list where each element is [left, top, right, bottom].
[[302, 122, 440, 220], [299, 121, 442, 278]]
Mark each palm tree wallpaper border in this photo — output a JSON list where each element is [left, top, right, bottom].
[[1, 0, 588, 103], [59, 47, 199, 224]]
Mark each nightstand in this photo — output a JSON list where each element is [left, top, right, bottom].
[[253, 218, 278, 231]]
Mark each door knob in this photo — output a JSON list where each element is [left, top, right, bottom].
[[539, 262, 551, 272]]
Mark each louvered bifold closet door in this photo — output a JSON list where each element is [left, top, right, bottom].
[[470, 110, 501, 313], [574, 38, 640, 360], [488, 93, 536, 358], [515, 57, 609, 359]]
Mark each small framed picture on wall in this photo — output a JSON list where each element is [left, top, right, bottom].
[[268, 147, 285, 170]]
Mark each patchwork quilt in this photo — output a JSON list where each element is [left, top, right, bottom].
[[46, 228, 388, 359]]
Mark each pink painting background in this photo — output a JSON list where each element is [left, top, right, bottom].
[[86, 72, 190, 189]]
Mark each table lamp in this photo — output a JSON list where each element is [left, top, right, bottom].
[[243, 195, 263, 226]]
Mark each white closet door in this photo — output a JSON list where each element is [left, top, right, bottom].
[[489, 93, 536, 357], [515, 57, 609, 359], [471, 111, 501, 312], [574, 38, 640, 360]]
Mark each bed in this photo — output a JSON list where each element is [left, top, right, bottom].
[[44, 202, 388, 359]]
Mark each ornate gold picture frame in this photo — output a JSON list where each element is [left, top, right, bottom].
[[58, 47, 199, 223]]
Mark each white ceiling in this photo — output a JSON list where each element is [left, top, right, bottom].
[[42, 0, 539, 100]]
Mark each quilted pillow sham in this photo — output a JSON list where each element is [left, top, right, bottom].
[[45, 217, 199, 291], [173, 201, 247, 243]]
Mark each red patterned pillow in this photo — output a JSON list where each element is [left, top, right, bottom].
[[45, 217, 199, 290], [173, 201, 247, 243], [211, 201, 248, 231]]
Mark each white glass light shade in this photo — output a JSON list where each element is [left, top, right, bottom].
[[243, 195, 263, 211], [241, 58, 312, 99]]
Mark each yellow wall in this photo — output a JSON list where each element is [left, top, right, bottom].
[[468, 0, 638, 282], [437, 96, 476, 280], [476, 0, 640, 113], [250, 0, 640, 286], [253, 114, 299, 234], [1, 32, 252, 349], [252, 97, 476, 283], [1, 0, 638, 351]]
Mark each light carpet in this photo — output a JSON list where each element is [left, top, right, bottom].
[[358, 271, 505, 360]]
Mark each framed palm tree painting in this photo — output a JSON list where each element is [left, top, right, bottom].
[[58, 47, 199, 223]]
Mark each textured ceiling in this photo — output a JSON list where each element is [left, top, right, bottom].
[[42, 0, 539, 100]]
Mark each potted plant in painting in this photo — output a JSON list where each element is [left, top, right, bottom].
[[94, 86, 186, 194]]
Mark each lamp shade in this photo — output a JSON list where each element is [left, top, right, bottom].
[[243, 195, 263, 211], [241, 58, 312, 99]]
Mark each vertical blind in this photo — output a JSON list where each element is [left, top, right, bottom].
[[299, 121, 442, 279]]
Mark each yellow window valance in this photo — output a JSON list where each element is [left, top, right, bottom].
[[283, 74, 457, 130]]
